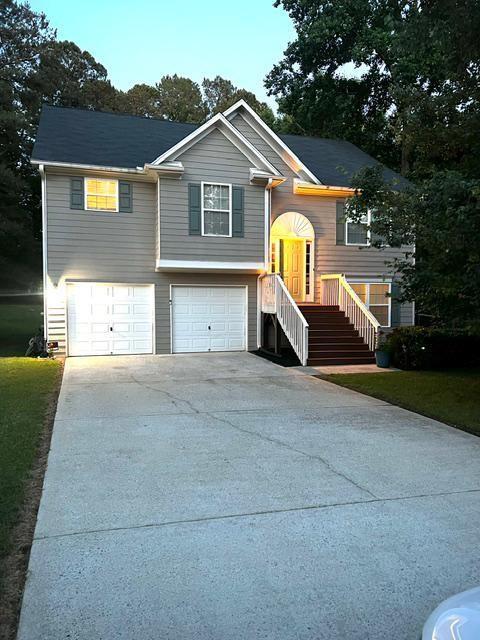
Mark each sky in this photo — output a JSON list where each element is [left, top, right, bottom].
[[28, 0, 296, 109]]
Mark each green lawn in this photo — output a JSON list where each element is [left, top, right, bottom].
[[0, 358, 62, 593], [0, 298, 43, 356], [324, 368, 480, 436]]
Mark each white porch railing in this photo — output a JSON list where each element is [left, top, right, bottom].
[[320, 274, 380, 351], [260, 274, 309, 366]]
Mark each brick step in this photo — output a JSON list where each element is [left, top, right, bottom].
[[307, 355, 376, 366], [308, 342, 370, 352]]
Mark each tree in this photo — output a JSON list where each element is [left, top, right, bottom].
[[120, 83, 161, 118], [266, 0, 480, 178], [155, 75, 206, 123], [346, 167, 480, 328], [202, 75, 276, 126]]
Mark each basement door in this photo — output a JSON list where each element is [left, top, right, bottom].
[[171, 286, 247, 353], [67, 283, 154, 356]]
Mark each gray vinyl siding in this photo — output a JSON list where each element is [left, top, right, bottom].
[[44, 172, 258, 353], [231, 113, 414, 326], [159, 128, 265, 262]]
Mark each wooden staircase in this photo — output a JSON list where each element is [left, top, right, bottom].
[[299, 304, 376, 366]]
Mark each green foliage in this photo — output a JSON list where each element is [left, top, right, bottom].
[[267, 0, 480, 178], [385, 327, 480, 370], [346, 168, 480, 327]]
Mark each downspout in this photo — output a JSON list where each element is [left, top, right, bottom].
[[39, 164, 48, 341]]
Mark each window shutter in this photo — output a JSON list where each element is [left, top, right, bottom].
[[232, 186, 244, 237], [390, 282, 401, 326], [188, 183, 201, 235], [336, 201, 345, 245], [119, 181, 133, 212], [70, 177, 84, 210]]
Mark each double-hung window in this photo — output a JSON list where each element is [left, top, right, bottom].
[[85, 178, 118, 212], [350, 281, 391, 327], [346, 210, 371, 246], [202, 182, 232, 237]]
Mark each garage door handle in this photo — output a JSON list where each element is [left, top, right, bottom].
[[109, 327, 113, 332], [208, 325, 211, 330]]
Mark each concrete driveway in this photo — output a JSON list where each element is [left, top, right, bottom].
[[18, 353, 480, 640]]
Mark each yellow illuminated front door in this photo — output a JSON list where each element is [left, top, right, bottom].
[[281, 239, 305, 302]]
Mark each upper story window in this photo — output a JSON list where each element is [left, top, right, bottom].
[[202, 182, 232, 237], [346, 210, 371, 246], [85, 178, 118, 212]]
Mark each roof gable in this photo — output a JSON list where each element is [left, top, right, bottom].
[[223, 100, 321, 184], [151, 111, 279, 175]]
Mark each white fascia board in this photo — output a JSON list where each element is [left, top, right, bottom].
[[223, 100, 321, 185], [150, 112, 278, 174], [31, 159, 145, 174], [156, 259, 266, 273]]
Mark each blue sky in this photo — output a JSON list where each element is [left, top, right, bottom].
[[28, 0, 296, 108]]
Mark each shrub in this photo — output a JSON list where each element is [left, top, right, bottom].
[[386, 327, 480, 370]]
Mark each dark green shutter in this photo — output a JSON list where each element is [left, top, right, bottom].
[[188, 183, 201, 235], [119, 181, 133, 212], [232, 186, 244, 237], [70, 177, 84, 209], [336, 201, 345, 245], [390, 281, 401, 327]]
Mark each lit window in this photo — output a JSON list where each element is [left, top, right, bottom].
[[271, 241, 277, 273], [202, 183, 231, 236], [350, 282, 391, 326], [85, 178, 118, 212], [305, 241, 311, 295], [346, 211, 371, 246]]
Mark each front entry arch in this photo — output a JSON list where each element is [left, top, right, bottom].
[[270, 212, 315, 302]]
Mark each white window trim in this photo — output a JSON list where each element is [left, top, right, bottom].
[[349, 279, 392, 327], [346, 209, 371, 246], [201, 181, 232, 238], [84, 177, 119, 213]]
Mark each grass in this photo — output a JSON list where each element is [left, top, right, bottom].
[[0, 358, 61, 635], [0, 298, 43, 356], [324, 368, 480, 436]]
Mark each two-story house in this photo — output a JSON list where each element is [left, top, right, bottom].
[[32, 100, 413, 366]]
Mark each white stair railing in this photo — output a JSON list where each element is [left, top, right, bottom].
[[320, 274, 380, 351], [260, 274, 309, 366]]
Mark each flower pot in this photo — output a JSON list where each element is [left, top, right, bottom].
[[375, 349, 390, 368]]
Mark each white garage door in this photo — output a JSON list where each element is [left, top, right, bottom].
[[67, 283, 154, 356], [171, 286, 247, 353]]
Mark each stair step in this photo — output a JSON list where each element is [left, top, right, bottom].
[[308, 323, 353, 331], [308, 343, 370, 352], [307, 355, 376, 366], [308, 335, 364, 344], [300, 305, 339, 311], [309, 329, 360, 337]]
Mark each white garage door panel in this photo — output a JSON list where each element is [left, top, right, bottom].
[[67, 283, 154, 356], [172, 286, 247, 353]]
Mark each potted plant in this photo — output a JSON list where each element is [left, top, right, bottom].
[[375, 330, 391, 368]]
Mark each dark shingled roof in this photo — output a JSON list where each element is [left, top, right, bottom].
[[32, 105, 406, 188]]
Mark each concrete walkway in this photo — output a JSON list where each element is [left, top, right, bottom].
[[18, 353, 480, 640]]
